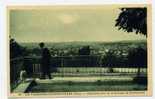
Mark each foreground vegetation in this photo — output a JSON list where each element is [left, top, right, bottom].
[[29, 79, 147, 92]]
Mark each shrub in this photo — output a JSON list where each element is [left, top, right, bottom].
[[76, 69, 79, 73], [108, 68, 114, 73], [96, 80, 102, 85], [68, 81, 74, 86]]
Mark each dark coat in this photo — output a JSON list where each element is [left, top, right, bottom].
[[41, 48, 51, 73]]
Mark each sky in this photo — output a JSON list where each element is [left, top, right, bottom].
[[9, 6, 146, 43]]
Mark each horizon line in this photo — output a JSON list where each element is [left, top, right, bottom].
[[18, 39, 147, 43]]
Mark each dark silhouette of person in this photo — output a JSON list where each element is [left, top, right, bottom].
[[39, 42, 51, 79]]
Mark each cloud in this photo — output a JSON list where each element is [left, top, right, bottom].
[[58, 14, 78, 25]]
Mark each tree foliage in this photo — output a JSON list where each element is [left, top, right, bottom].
[[10, 38, 23, 58], [102, 50, 118, 67], [79, 46, 90, 55], [115, 8, 147, 36], [127, 47, 147, 67]]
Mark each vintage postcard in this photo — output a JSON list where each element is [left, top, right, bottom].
[[8, 4, 152, 97]]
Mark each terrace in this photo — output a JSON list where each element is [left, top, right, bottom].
[[10, 55, 147, 93]]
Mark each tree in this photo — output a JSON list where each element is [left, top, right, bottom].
[[115, 8, 147, 80], [115, 8, 147, 36], [10, 38, 25, 84], [128, 47, 147, 85], [128, 47, 147, 67], [78, 46, 91, 66], [10, 38, 23, 58], [79, 46, 90, 55]]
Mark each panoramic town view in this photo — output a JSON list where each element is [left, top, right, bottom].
[[9, 5, 147, 93]]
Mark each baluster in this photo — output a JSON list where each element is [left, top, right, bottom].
[[33, 64, 35, 74]]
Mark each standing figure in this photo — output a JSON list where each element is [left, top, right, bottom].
[[20, 70, 27, 82], [39, 42, 51, 79]]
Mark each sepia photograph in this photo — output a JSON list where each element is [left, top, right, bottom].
[[8, 5, 152, 97]]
